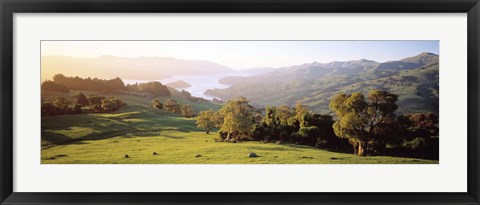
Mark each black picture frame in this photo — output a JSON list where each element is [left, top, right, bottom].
[[1, 0, 479, 204]]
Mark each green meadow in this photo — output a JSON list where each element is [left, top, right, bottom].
[[41, 92, 437, 164]]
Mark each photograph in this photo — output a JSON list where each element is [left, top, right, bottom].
[[40, 40, 439, 164]]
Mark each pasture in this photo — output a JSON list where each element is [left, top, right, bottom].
[[41, 92, 438, 164]]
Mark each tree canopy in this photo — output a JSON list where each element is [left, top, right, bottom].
[[125, 81, 171, 97], [53, 74, 125, 93], [329, 90, 398, 156], [41, 80, 69, 93], [218, 96, 255, 141], [196, 110, 216, 134], [72, 92, 89, 106]]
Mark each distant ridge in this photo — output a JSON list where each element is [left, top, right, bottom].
[[206, 52, 439, 115], [400, 52, 439, 66]]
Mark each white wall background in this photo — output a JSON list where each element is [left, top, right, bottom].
[[13, 13, 467, 192]]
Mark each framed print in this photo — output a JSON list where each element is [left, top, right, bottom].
[[1, 0, 479, 204]]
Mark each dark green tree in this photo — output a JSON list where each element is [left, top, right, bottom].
[[329, 90, 398, 156]]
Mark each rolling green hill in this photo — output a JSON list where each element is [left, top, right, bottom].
[[205, 52, 439, 115], [41, 92, 437, 164], [41, 91, 222, 148]]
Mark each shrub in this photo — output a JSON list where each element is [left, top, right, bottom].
[[101, 97, 125, 112], [403, 137, 427, 150], [41, 102, 59, 116], [53, 97, 70, 112], [92, 104, 103, 113], [152, 98, 163, 109], [69, 104, 83, 114], [218, 131, 228, 140], [279, 131, 289, 142], [42, 100, 84, 116], [164, 99, 180, 114], [180, 104, 193, 118]]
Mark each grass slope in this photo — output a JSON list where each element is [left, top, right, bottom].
[[42, 92, 438, 164]]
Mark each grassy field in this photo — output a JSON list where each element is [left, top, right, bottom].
[[41, 92, 438, 164]]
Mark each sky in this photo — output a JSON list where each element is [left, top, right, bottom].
[[41, 41, 439, 70]]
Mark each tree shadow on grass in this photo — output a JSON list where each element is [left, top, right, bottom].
[[161, 134, 186, 139], [41, 132, 88, 149], [42, 126, 190, 149], [245, 146, 297, 152], [42, 106, 202, 148], [122, 131, 185, 139]]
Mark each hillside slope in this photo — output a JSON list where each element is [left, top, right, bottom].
[[205, 52, 439, 114]]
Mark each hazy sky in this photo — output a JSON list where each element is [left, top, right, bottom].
[[42, 41, 439, 70]]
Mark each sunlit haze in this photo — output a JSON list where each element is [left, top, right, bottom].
[[42, 41, 439, 70]]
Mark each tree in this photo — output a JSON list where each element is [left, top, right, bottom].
[[211, 111, 224, 128], [329, 90, 398, 156], [105, 77, 125, 92], [308, 114, 340, 148], [52, 74, 68, 85], [263, 105, 296, 142], [138, 81, 171, 97], [219, 96, 255, 141], [397, 112, 439, 159], [276, 105, 293, 126], [250, 124, 269, 141], [92, 104, 103, 113], [53, 96, 70, 113], [152, 98, 163, 109], [292, 102, 311, 127], [164, 99, 180, 114], [69, 104, 83, 114], [41, 80, 69, 93], [101, 98, 117, 112], [100, 97, 124, 112], [72, 92, 89, 106], [52, 73, 126, 92], [88, 95, 106, 105], [196, 110, 215, 134], [253, 112, 263, 124], [41, 102, 58, 116], [264, 106, 278, 127], [297, 126, 320, 146], [408, 112, 438, 132], [180, 104, 193, 118]]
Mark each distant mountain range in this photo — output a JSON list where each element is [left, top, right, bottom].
[[206, 52, 439, 115], [41, 55, 235, 81]]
